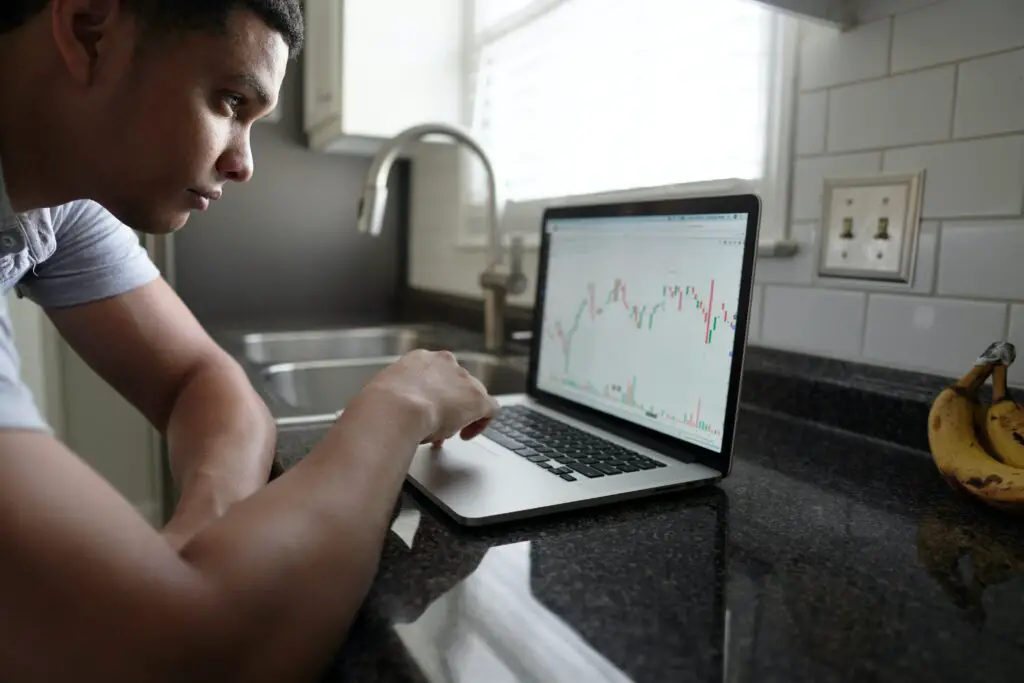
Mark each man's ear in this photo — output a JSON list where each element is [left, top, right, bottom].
[[49, 0, 130, 86]]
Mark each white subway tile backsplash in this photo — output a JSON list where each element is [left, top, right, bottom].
[[893, 0, 1024, 72], [955, 49, 1024, 138], [828, 67, 955, 152], [884, 137, 1024, 218], [912, 223, 939, 294], [1009, 306, 1024, 388], [800, 17, 891, 91], [755, 224, 816, 285], [863, 295, 1008, 376], [791, 153, 883, 221], [796, 92, 828, 155], [761, 287, 866, 357], [937, 221, 1024, 300]]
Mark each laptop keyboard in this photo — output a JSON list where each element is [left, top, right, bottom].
[[482, 405, 668, 482]]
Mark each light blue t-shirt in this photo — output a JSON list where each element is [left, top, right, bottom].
[[0, 159, 161, 432]]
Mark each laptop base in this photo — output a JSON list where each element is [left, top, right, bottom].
[[405, 396, 722, 527]]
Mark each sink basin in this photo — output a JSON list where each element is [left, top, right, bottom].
[[241, 325, 475, 365], [261, 352, 528, 418]]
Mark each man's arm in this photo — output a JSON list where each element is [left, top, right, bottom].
[[0, 350, 499, 683], [46, 277, 276, 545]]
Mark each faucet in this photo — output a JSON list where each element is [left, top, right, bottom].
[[356, 122, 528, 353]]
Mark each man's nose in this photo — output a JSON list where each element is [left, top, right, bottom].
[[217, 143, 254, 183]]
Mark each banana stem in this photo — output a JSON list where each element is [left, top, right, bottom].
[[992, 364, 1011, 402], [957, 364, 995, 393]]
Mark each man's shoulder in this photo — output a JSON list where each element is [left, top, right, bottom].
[[47, 198, 119, 231], [17, 199, 115, 239], [15, 198, 158, 310], [18, 197, 103, 219]]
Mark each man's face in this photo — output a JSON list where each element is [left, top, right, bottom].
[[81, 8, 288, 234]]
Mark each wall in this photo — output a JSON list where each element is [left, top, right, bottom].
[[172, 53, 408, 332], [409, 0, 1024, 385], [755, 0, 1024, 385]]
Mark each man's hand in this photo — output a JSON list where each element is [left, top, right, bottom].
[[353, 349, 501, 446]]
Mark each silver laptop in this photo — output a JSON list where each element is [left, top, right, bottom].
[[407, 193, 761, 526]]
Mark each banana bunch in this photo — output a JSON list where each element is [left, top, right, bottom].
[[927, 341, 1024, 514]]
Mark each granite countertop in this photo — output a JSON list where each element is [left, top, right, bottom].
[[272, 405, 1024, 683]]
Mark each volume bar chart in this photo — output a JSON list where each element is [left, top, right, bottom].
[[549, 375, 722, 438]]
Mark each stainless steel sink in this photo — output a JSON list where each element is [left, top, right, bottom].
[[242, 325, 465, 365], [260, 352, 528, 423]]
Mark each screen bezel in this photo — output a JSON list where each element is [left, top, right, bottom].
[[526, 193, 761, 478]]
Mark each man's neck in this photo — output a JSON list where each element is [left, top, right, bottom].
[[0, 30, 88, 213]]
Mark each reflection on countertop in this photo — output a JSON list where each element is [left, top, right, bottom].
[[272, 406, 1024, 683]]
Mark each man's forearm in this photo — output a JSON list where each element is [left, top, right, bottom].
[[0, 384, 428, 683], [177, 387, 427, 682], [164, 354, 276, 527]]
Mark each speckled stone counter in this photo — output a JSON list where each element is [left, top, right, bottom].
[[272, 406, 1024, 683]]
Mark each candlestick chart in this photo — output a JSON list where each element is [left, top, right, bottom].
[[537, 228, 745, 450]]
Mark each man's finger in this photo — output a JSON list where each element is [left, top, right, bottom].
[[460, 416, 492, 441]]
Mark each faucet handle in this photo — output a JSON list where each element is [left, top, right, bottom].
[[506, 236, 528, 296], [509, 236, 524, 275]]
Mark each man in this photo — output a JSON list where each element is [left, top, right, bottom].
[[0, 1, 499, 681]]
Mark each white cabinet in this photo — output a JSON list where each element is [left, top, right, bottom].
[[754, 0, 855, 27], [5, 293, 62, 434], [303, 0, 343, 134], [59, 340, 165, 526], [303, 0, 464, 154]]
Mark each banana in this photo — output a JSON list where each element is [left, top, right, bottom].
[[973, 401, 996, 457], [927, 342, 1024, 513], [984, 360, 1024, 469]]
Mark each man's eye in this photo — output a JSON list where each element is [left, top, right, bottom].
[[222, 93, 245, 111]]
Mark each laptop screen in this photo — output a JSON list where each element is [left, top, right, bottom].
[[535, 211, 749, 454]]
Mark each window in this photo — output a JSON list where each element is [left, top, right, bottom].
[[458, 0, 798, 250]]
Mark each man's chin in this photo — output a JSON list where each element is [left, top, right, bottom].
[[94, 197, 192, 234], [126, 211, 190, 236], [164, 211, 192, 233]]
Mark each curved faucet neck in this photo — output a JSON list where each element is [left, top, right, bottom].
[[364, 122, 506, 270]]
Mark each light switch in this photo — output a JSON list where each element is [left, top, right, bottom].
[[818, 171, 924, 284]]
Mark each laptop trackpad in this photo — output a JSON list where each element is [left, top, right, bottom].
[[405, 437, 592, 523]]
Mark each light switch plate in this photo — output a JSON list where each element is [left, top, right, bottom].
[[817, 171, 924, 283]]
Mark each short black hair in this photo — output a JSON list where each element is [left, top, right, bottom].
[[0, 0, 304, 55]]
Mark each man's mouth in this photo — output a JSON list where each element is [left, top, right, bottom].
[[189, 188, 222, 201], [187, 189, 222, 211]]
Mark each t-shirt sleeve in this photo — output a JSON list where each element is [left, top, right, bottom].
[[0, 298, 51, 433], [17, 200, 160, 309]]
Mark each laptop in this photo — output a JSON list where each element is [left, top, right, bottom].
[[406, 193, 761, 526]]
